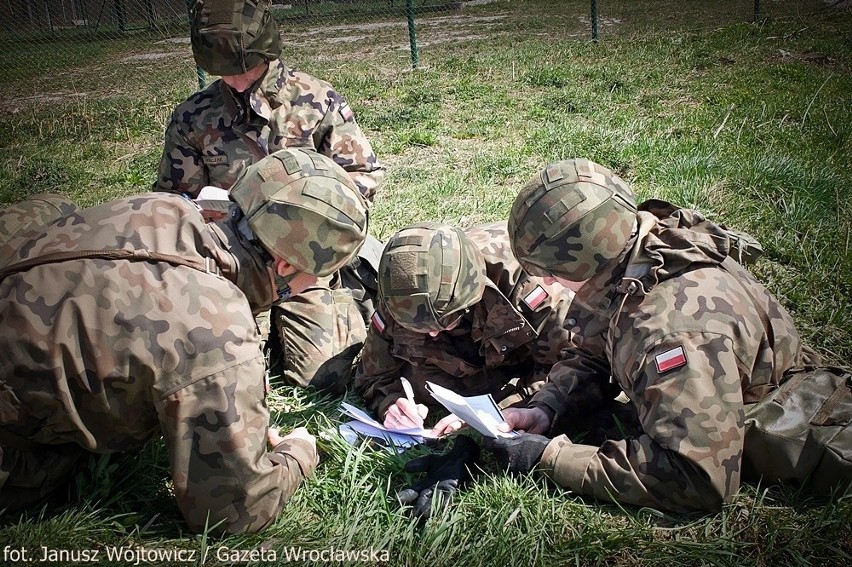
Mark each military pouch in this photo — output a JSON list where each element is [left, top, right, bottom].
[[742, 366, 852, 498], [724, 228, 764, 266]]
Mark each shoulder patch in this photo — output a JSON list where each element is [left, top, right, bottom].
[[371, 311, 386, 333], [654, 346, 688, 373], [339, 101, 354, 121], [522, 285, 549, 310]]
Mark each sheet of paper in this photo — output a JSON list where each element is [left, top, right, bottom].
[[425, 382, 516, 438], [337, 402, 436, 451], [192, 185, 232, 213], [338, 422, 420, 452]]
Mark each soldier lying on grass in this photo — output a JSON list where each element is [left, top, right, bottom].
[[486, 158, 850, 512], [0, 148, 368, 534], [354, 221, 580, 435]]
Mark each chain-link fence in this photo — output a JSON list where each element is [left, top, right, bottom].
[[0, 0, 461, 83], [2, 0, 460, 32], [0, 0, 840, 116]]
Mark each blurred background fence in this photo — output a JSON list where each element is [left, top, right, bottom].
[[0, 0, 797, 85], [0, 0, 462, 83]]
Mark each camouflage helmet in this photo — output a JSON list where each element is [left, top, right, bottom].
[[378, 222, 487, 333], [509, 159, 638, 282], [230, 148, 368, 277], [190, 0, 282, 76]]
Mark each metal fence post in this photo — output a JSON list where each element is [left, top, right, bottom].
[[113, 0, 126, 32], [591, 0, 599, 41], [185, 0, 205, 89], [406, 0, 419, 69], [754, 0, 761, 22], [145, 0, 155, 29], [43, 0, 53, 32]]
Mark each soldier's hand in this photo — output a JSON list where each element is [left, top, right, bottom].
[[269, 426, 317, 454], [198, 209, 229, 223], [431, 413, 468, 437], [269, 426, 319, 476], [396, 435, 481, 520], [283, 426, 316, 449], [384, 398, 428, 430], [268, 426, 286, 447], [499, 407, 552, 435], [483, 433, 550, 474]]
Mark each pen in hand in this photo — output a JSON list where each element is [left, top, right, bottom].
[[400, 376, 416, 405], [383, 376, 427, 431]]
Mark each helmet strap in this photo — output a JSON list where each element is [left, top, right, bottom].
[[231, 207, 292, 299]]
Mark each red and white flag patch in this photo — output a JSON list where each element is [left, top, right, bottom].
[[522, 285, 549, 310], [339, 101, 354, 121], [371, 311, 386, 333], [654, 346, 687, 373]]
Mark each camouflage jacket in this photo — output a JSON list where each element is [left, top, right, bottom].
[[0, 194, 79, 263], [533, 200, 818, 512], [354, 222, 575, 418], [0, 194, 316, 534], [154, 59, 384, 201]]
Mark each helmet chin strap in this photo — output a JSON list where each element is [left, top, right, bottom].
[[272, 270, 296, 300], [232, 207, 294, 299]]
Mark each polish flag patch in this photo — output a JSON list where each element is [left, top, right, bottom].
[[654, 346, 688, 373], [339, 101, 354, 121], [371, 311, 386, 333], [522, 285, 549, 310]]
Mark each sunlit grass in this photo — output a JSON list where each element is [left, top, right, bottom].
[[1, 1, 850, 565]]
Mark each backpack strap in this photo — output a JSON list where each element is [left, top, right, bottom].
[[0, 248, 220, 285], [812, 370, 852, 426]]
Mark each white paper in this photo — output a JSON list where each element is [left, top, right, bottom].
[[193, 185, 232, 212], [338, 422, 419, 452], [337, 402, 436, 450], [425, 382, 517, 438]]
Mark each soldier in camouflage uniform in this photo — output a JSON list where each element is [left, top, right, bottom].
[[154, 0, 384, 393], [0, 148, 368, 534], [489, 158, 822, 513], [353, 221, 577, 434]]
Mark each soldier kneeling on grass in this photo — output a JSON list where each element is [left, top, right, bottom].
[[155, 0, 386, 395], [0, 148, 368, 534], [480, 158, 850, 512]]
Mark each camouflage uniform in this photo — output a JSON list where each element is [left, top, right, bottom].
[[155, 56, 384, 390], [154, 55, 384, 392], [154, 59, 384, 200], [0, 193, 79, 255], [354, 221, 575, 419], [529, 200, 819, 512], [0, 194, 317, 534]]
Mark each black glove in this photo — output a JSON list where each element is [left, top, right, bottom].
[[483, 433, 550, 474], [396, 435, 481, 520]]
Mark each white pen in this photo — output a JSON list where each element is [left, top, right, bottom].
[[400, 376, 416, 405]]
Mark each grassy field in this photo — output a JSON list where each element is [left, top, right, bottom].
[[1, 0, 851, 565]]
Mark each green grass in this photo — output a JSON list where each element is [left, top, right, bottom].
[[1, 0, 851, 565]]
